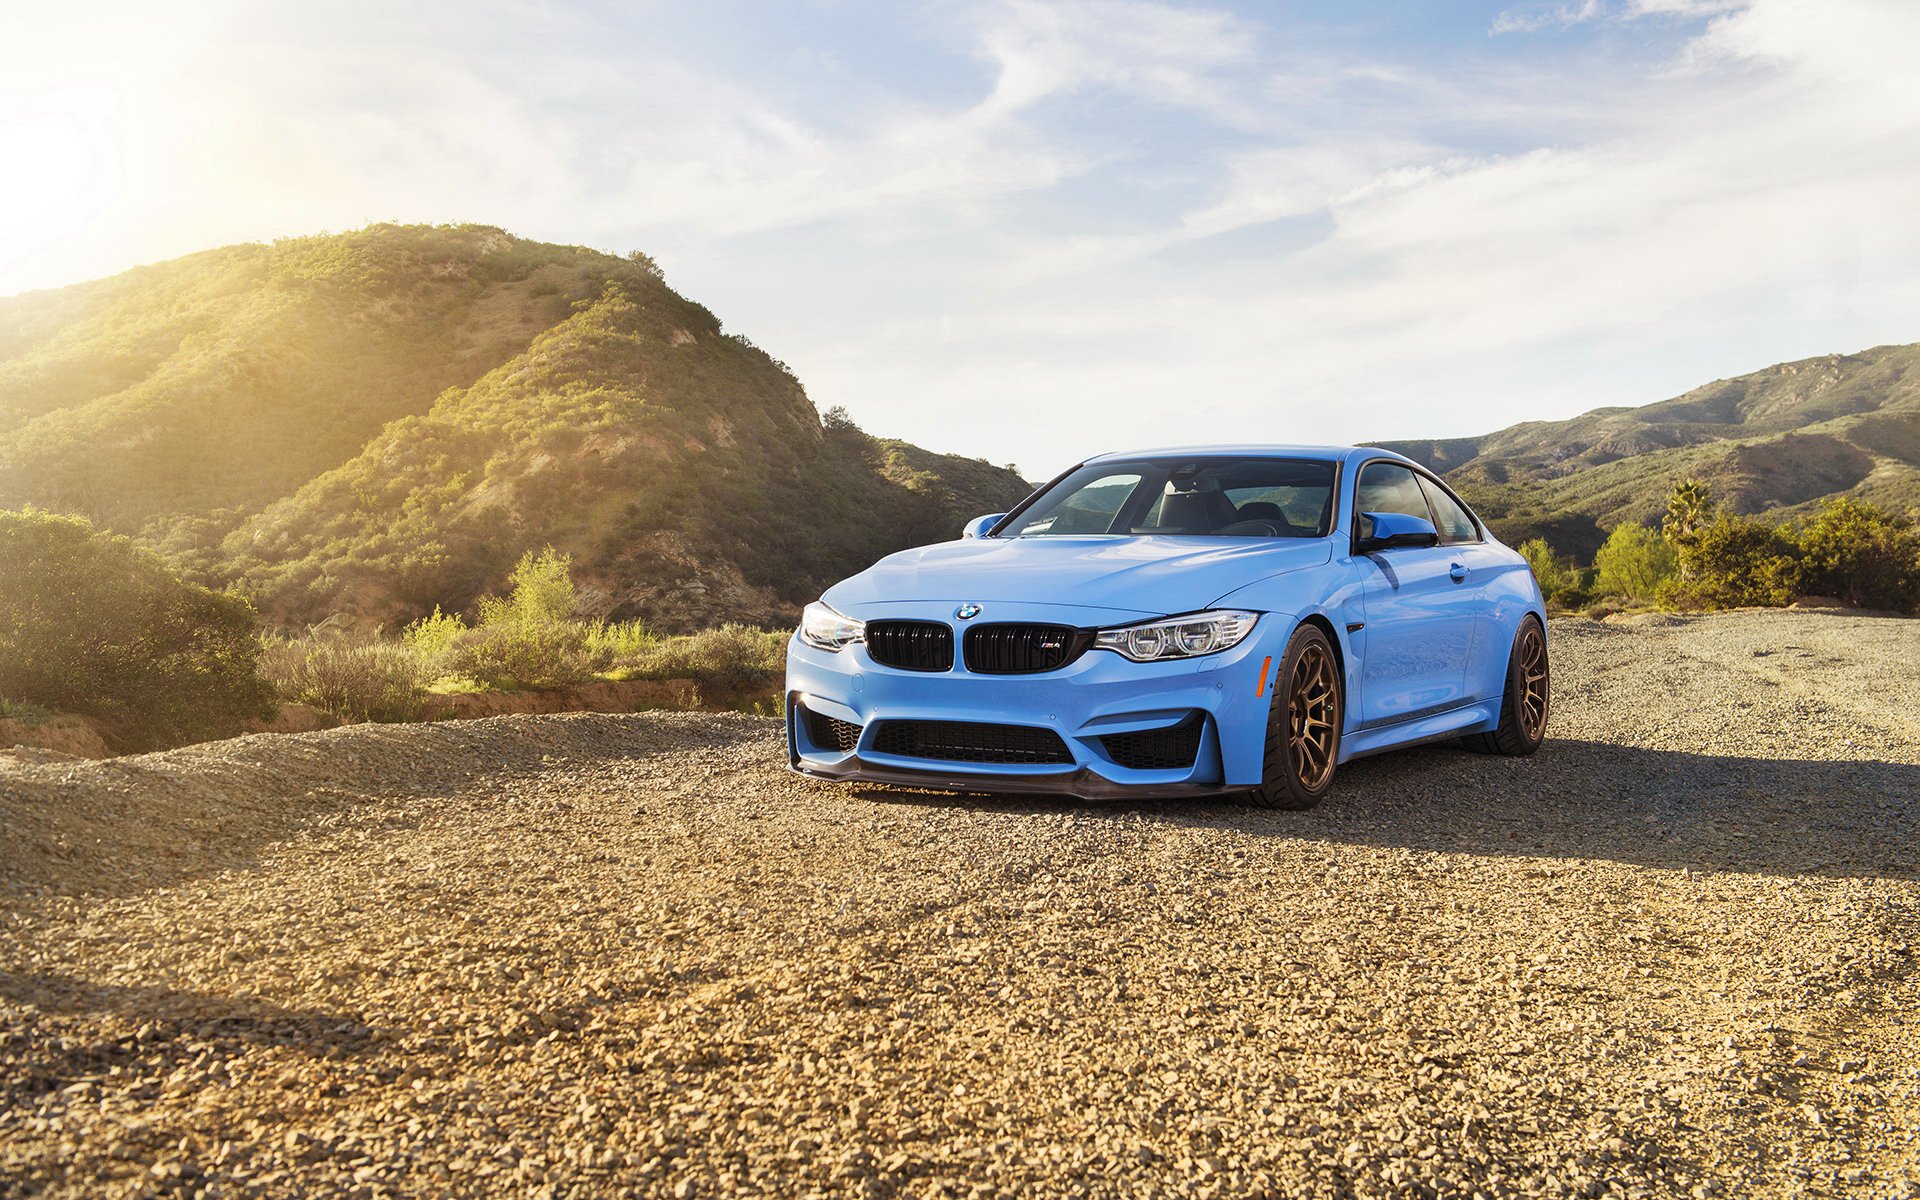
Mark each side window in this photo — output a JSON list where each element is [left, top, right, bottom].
[[1354, 462, 1432, 541], [1418, 475, 1480, 543]]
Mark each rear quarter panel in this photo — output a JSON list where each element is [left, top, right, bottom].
[[1464, 540, 1548, 702]]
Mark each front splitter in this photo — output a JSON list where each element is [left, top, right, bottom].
[[787, 754, 1232, 802]]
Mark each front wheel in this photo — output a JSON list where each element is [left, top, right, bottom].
[[1462, 615, 1549, 756], [1243, 623, 1342, 810]]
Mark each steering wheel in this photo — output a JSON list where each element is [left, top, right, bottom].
[[1214, 519, 1283, 538]]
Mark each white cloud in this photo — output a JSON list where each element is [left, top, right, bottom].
[[773, 0, 1920, 468], [1492, 0, 1745, 35], [3, 0, 1917, 477]]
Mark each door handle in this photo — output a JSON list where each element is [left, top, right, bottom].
[[1449, 562, 1469, 581]]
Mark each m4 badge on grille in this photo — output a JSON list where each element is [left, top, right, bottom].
[[955, 603, 982, 620]]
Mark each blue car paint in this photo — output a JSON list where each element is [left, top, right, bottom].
[[821, 535, 1334, 621], [786, 444, 1546, 798]]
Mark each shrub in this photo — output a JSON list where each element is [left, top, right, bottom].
[[1662, 511, 1802, 609], [447, 620, 597, 690], [619, 624, 787, 690], [1796, 497, 1920, 611], [1517, 537, 1590, 607], [586, 618, 657, 662], [260, 636, 426, 723], [0, 698, 57, 725], [1592, 522, 1678, 602], [0, 508, 275, 751], [476, 547, 576, 625], [403, 606, 470, 675]]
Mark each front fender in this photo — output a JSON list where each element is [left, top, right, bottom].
[[1212, 560, 1369, 750]]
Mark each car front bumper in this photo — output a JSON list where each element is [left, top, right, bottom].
[[784, 601, 1288, 800]]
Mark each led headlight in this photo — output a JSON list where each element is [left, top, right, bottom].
[[798, 601, 864, 652], [1095, 609, 1259, 662]]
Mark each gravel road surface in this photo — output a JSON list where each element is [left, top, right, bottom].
[[2, 610, 1917, 1199]]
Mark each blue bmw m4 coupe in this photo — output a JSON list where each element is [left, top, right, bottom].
[[786, 445, 1549, 809]]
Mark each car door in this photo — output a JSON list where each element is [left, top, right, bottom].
[[1350, 461, 1477, 727], [1416, 471, 1508, 701]]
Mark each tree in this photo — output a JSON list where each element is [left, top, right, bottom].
[[821, 405, 863, 435], [1661, 479, 1713, 573], [1592, 523, 1678, 602], [1797, 497, 1920, 611]]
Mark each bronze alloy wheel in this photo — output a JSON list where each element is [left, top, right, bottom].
[[1517, 620, 1549, 741], [1462, 615, 1550, 757], [1287, 639, 1339, 790]]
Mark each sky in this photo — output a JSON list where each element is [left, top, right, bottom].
[[2, 0, 1918, 478]]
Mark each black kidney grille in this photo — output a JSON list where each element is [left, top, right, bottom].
[[963, 624, 1089, 674], [1100, 715, 1204, 771], [802, 706, 863, 754], [871, 720, 1074, 766], [864, 621, 954, 672]]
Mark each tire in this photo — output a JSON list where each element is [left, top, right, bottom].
[[1243, 623, 1342, 810], [1461, 615, 1549, 756]]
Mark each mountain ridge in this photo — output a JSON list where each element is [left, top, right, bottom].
[[0, 224, 1032, 631], [1380, 342, 1920, 559]]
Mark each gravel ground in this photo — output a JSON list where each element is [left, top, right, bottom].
[[2, 609, 1916, 1200]]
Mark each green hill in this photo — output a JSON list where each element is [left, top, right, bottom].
[[0, 225, 1032, 631], [1382, 343, 1920, 560]]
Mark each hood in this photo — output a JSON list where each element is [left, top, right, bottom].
[[822, 535, 1332, 619]]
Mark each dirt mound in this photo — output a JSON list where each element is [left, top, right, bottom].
[[1, 611, 1916, 1198], [0, 713, 110, 761]]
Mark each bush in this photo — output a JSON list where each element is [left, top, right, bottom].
[[1662, 510, 1802, 609], [477, 547, 576, 625], [1517, 537, 1590, 607], [0, 698, 57, 725], [403, 606, 470, 676], [447, 620, 597, 690], [1796, 497, 1920, 611], [0, 508, 275, 750], [618, 624, 787, 690], [260, 636, 426, 722], [585, 618, 657, 661], [1592, 522, 1678, 602]]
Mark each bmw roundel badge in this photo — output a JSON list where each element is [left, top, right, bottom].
[[956, 603, 982, 620]]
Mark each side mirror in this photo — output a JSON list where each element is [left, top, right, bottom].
[[1356, 511, 1439, 553], [963, 513, 1007, 539]]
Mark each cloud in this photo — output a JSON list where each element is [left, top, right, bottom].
[[4, 0, 1917, 475], [1491, 0, 1745, 35], [778, 0, 1920, 467]]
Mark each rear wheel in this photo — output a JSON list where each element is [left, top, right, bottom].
[[1461, 615, 1549, 756], [1244, 623, 1342, 810]]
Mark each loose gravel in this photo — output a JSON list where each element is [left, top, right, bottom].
[[2, 609, 1916, 1199]]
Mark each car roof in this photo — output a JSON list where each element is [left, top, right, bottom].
[[1083, 444, 1414, 467]]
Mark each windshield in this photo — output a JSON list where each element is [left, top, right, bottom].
[[998, 457, 1337, 539]]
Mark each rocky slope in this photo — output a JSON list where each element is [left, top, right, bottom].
[[1383, 343, 1920, 558], [2, 609, 1915, 1198], [0, 225, 1031, 631]]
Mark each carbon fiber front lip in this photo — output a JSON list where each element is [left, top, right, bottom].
[[785, 754, 1231, 801]]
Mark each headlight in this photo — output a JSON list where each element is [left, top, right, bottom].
[[798, 601, 864, 652], [1094, 610, 1259, 662]]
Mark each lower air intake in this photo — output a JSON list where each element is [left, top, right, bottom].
[[802, 706, 863, 754], [1100, 715, 1204, 771], [870, 720, 1074, 766]]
